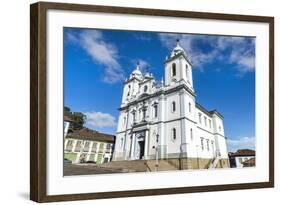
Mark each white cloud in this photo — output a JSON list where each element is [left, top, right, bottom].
[[85, 111, 117, 128], [158, 33, 255, 73], [66, 30, 124, 83], [227, 136, 255, 152]]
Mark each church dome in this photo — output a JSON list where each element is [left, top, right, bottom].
[[132, 68, 142, 76], [130, 63, 142, 79], [170, 39, 187, 58], [144, 72, 151, 78]]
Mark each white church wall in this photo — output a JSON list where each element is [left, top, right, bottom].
[[165, 120, 182, 157], [196, 108, 214, 134], [184, 120, 198, 158], [212, 114, 225, 136], [181, 59, 193, 89], [113, 132, 125, 159], [117, 111, 127, 132], [139, 78, 154, 95], [165, 58, 181, 86], [217, 135, 228, 158], [165, 92, 181, 121], [182, 91, 196, 121], [147, 124, 159, 158], [195, 127, 217, 159]]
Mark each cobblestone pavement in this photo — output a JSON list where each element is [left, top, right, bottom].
[[63, 163, 129, 176]]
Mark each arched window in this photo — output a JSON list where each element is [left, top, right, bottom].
[[186, 64, 189, 81], [172, 101, 176, 112], [206, 139, 210, 151], [132, 111, 136, 123], [172, 63, 176, 77], [188, 102, 191, 113], [200, 137, 204, 150], [172, 128, 176, 141], [144, 85, 148, 93], [154, 104, 158, 118], [127, 85, 131, 96], [139, 109, 142, 121], [190, 128, 193, 140]]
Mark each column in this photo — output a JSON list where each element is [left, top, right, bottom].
[[125, 133, 132, 160], [158, 94, 166, 158], [123, 108, 130, 157], [130, 133, 136, 160], [144, 130, 149, 159], [86, 141, 93, 161], [179, 89, 188, 158], [94, 143, 100, 162]]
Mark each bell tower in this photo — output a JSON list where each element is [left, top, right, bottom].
[[121, 63, 143, 105], [164, 39, 194, 91]]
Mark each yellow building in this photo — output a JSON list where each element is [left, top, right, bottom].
[[64, 128, 115, 164]]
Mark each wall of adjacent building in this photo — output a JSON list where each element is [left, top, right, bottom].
[[64, 138, 114, 164]]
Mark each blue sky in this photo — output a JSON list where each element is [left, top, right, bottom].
[[64, 28, 255, 152]]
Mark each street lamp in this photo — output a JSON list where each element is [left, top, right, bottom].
[[180, 143, 188, 170], [196, 145, 200, 169], [155, 134, 159, 171]]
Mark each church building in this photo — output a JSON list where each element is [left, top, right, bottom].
[[112, 40, 229, 169]]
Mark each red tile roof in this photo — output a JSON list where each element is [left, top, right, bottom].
[[229, 149, 255, 157], [66, 128, 115, 142]]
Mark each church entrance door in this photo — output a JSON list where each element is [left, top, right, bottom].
[[135, 132, 145, 160], [138, 141, 145, 159]]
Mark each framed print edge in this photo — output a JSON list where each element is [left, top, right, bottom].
[[30, 1, 274, 203], [30, 2, 48, 202]]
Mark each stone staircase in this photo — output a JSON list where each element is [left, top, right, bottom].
[[101, 160, 149, 172], [101, 159, 180, 172]]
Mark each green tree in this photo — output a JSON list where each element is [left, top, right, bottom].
[[72, 112, 86, 130], [64, 106, 72, 117], [64, 106, 86, 130]]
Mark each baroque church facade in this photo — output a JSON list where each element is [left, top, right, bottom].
[[112, 40, 229, 169]]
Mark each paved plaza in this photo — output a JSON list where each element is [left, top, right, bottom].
[[63, 163, 132, 176]]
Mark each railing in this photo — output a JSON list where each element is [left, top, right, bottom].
[[209, 156, 220, 169], [144, 161, 152, 172]]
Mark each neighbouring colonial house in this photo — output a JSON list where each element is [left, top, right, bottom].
[[228, 149, 255, 168], [64, 128, 115, 164], [242, 158, 255, 167]]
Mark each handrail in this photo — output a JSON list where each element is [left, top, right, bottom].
[[144, 161, 152, 172]]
